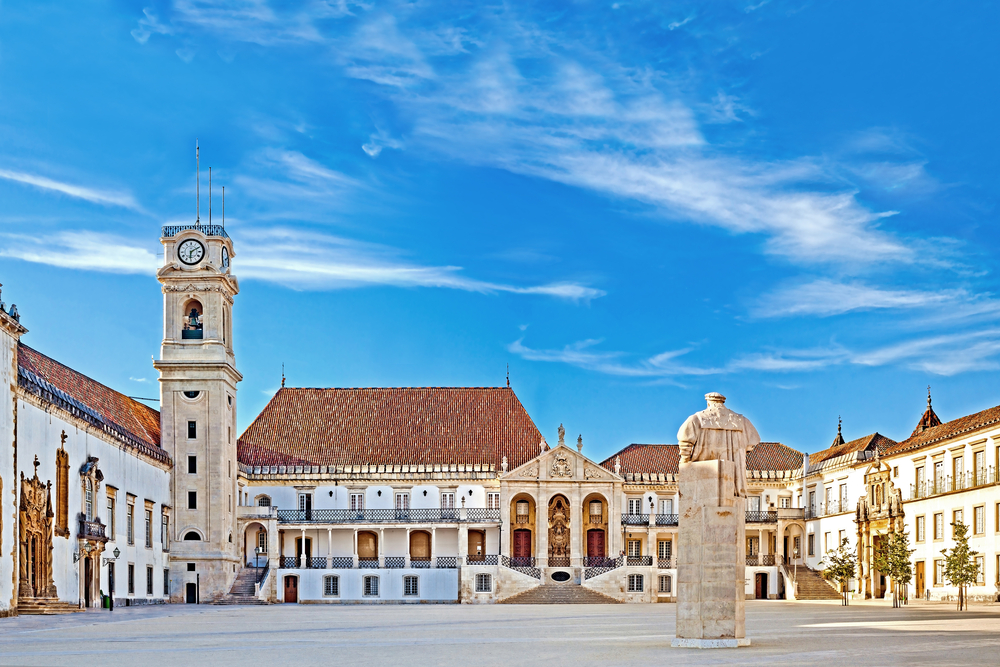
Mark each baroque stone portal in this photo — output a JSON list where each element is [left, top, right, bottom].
[[548, 496, 570, 564], [672, 393, 759, 649], [19, 457, 58, 600]]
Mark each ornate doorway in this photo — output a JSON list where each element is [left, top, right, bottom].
[[586, 529, 605, 560], [513, 529, 532, 561], [18, 457, 57, 600], [548, 495, 570, 566]]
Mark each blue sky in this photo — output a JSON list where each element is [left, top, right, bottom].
[[1, 1, 998, 461]]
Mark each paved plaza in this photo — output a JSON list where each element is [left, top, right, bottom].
[[2, 601, 999, 666]]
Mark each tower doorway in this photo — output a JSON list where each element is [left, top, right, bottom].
[[83, 558, 93, 607]]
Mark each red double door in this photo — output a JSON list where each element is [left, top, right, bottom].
[[513, 530, 531, 559], [587, 530, 605, 559]]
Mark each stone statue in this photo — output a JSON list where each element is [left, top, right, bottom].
[[576, 434, 583, 452], [557, 423, 565, 447], [677, 392, 760, 497]]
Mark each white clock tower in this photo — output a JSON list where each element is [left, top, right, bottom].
[[154, 219, 241, 602]]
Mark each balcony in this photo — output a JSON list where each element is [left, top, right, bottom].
[[621, 513, 649, 526], [657, 558, 673, 569], [466, 555, 499, 565], [275, 508, 500, 524], [79, 518, 108, 543], [746, 554, 776, 566], [910, 467, 996, 500], [161, 224, 230, 239], [805, 501, 851, 519], [626, 556, 653, 566], [278, 556, 458, 569], [746, 511, 778, 524], [655, 513, 678, 526]]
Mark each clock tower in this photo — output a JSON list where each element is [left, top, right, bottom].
[[154, 220, 241, 602]]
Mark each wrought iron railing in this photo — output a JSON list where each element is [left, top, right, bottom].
[[657, 558, 673, 569], [805, 501, 851, 518], [622, 513, 649, 526], [466, 555, 499, 565], [79, 518, 108, 542], [358, 558, 379, 569], [280, 556, 297, 569], [587, 513, 604, 524], [584, 555, 623, 580], [744, 554, 776, 566], [655, 514, 678, 526], [627, 556, 653, 566], [745, 511, 778, 523], [500, 555, 540, 579], [410, 558, 431, 569], [548, 557, 570, 568], [583, 556, 617, 567], [161, 224, 229, 239], [437, 557, 458, 569], [385, 557, 405, 569], [514, 515, 530, 524], [276, 508, 500, 524], [308, 557, 326, 569], [330, 557, 353, 569], [910, 467, 997, 500]]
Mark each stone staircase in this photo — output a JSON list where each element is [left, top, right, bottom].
[[17, 598, 85, 615], [212, 566, 270, 605], [792, 566, 842, 600], [500, 583, 621, 604]]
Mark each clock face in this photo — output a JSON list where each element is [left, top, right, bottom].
[[221, 246, 230, 269], [177, 239, 205, 265]]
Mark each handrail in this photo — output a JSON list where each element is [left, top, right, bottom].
[[161, 224, 229, 239], [910, 467, 997, 500], [584, 555, 623, 580], [500, 555, 541, 579], [621, 513, 650, 526], [655, 514, 678, 526], [275, 508, 501, 524], [746, 511, 778, 524]]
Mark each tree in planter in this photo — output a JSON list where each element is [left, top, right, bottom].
[[942, 521, 980, 611], [821, 538, 856, 606]]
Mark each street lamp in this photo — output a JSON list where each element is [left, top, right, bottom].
[[102, 547, 121, 566], [255, 546, 263, 569], [793, 546, 800, 593]]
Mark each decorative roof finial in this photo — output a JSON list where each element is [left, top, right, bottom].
[[557, 423, 565, 447], [281, 363, 285, 388], [577, 434, 583, 452], [196, 139, 200, 225], [506, 363, 509, 388], [838, 415, 842, 436], [927, 385, 932, 408], [33, 455, 40, 472]]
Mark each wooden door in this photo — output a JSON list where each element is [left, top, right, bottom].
[[84, 558, 93, 607], [284, 576, 298, 603], [587, 529, 605, 559], [916, 561, 925, 595], [409, 531, 430, 559], [513, 529, 532, 559], [755, 573, 767, 599], [468, 530, 485, 560]]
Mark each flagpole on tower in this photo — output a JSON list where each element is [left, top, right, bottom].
[[196, 140, 201, 226]]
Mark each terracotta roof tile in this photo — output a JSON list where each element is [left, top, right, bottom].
[[886, 403, 1000, 456], [809, 433, 895, 466], [237, 387, 542, 469], [17, 344, 163, 456], [600, 442, 802, 476]]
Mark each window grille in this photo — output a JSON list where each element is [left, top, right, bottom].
[[658, 575, 671, 593], [658, 499, 673, 514], [975, 506, 985, 534], [350, 493, 364, 511], [442, 493, 455, 510], [515, 500, 528, 515], [324, 576, 340, 596], [145, 509, 153, 548], [658, 540, 672, 559], [488, 492, 500, 510], [627, 540, 641, 557], [627, 498, 642, 514], [85, 480, 93, 520], [258, 530, 267, 552], [363, 576, 379, 597], [396, 493, 409, 510], [146, 566, 154, 595], [475, 573, 492, 593], [404, 576, 419, 596], [934, 513, 944, 540], [257, 496, 271, 507], [627, 574, 643, 592]]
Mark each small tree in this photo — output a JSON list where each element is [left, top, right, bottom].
[[942, 521, 980, 610], [821, 538, 856, 606], [887, 531, 915, 607]]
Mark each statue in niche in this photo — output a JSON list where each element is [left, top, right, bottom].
[[677, 392, 760, 498], [548, 497, 570, 559]]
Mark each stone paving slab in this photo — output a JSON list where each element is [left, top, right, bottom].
[[2, 601, 999, 667]]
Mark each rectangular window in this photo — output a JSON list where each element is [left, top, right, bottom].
[[350, 493, 364, 511], [934, 513, 944, 540], [188, 491, 197, 510], [363, 576, 379, 597], [441, 492, 455, 510], [838, 529, 845, 546], [746, 537, 759, 556], [627, 540, 641, 557], [975, 506, 985, 535], [627, 574, 644, 592], [127, 504, 135, 545], [934, 559, 944, 585], [839, 484, 848, 510], [487, 492, 500, 510], [145, 509, 153, 548], [893, 466, 899, 477], [793, 536, 801, 558], [824, 487, 833, 512], [128, 564, 135, 595], [658, 540, 672, 559], [824, 532, 831, 553], [146, 566, 154, 595], [808, 490, 816, 512], [324, 576, 340, 597], [916, 516, 925, 542], [658, 575, 672, 593], [934, 461, 944, 489], [748, 496, 761, 513], [975, 450, 985, 480], [779, 497, 790, 509], [404, 575, 419, 596], [659, 499, 673, 514], [953, 510, 963, 536], [107, 497, 116, 536], [188, 456, 197, 474], [627, 497, 643, 514], [807, 533, 815, 557], [953, 456, 964, 483], [163, 569, 170, 596], [187, 563, 196, 572], [916, 466, 925, 491], [187, 421, 197, 439], [975, 556, 985, 584], [162, 514, 169, 550], [475, 573, 492, 593], [395, 493, 409, 510]]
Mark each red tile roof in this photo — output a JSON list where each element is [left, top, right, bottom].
[[17, 344, 165, 461], [809, 433, 895, 466], [600, 442, 802, 476], [237, 387, 543, 469], [886, 403, 1000, 456]]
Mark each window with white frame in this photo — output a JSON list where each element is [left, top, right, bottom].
[[748, 496, 761, 513], [257, 530, 267, 552], [324, 575, 340, 596], [627, 540, 641, 557], [487, 492, 500, 510], [627, 497, 643, 514], [627, 574, 643, 592], [659, 499, 673, 514], [395, 493, 410, 510], [256, 495, 271, 507], [808, 490, 816, 512], [145, 509, 153, 548], [839, 484, 848, 509], [657, 540, 672, 559], [838, 529, 845, 546], [807, 533, 815, 556], [161, 513, 169, 549], [363, 575, 379, 597], [934, 559, 944, 585], [975, 556, 985, 584], [779, 497, 790, 509], [658, 575, 671, 593], [975, 505, 985, 534], [442, 492, 455, 510], [515, 500, 528, 522], [824, 487, 833, 512], [404, 575, 419, 596], [953, 509, 964, 536], [350, 493, 364, 511], [934, 513, 944, 540], [475, 573, 492, 593]]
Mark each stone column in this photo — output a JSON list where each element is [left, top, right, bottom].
[[570, 485, 582, 567], [536, 491, 548, 568], [673, 460, 748, 648], [378, 528, 385, 567], [300, 528, 306, 568], [327, 529, 333, 568], [431, 527, 437, 564], [458, 523, 469, 565], [405, 528, 411, 567], [353, 529, 359, 568]]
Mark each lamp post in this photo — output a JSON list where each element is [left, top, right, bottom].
[[793, 546, 800, 594], [101, 547, 120, 611]]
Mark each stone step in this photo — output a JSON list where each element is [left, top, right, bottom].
[[792, 567, 843, 600], [499, 584, 620, 604], [17, 599, 85, 615]]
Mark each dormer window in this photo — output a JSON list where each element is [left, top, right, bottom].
[[182, 300, 203, 339]]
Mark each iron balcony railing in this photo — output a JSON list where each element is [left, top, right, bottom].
[[746, 511, 778, 524], [657, 558, 673, 569], [330, 557, 354, 569], [308, 557, 326, 569], [275, 556, 466, 570], [161, 224, 229, 239], [548, 557, 571, 568], [910, 467, 997, 500], [745, 554, 776, 566], [805, 501, 851, 519], [627, 556, 653, 567], [500, 555, 540, 579], [358, 558, 379, 569], [466, 555, 499, 565], [384, 557, 405, 569], [437, 557, 458, 569], [281, 556, 297, 568], [410, 558, 432, 569], [622, 513, 650, 526], [79, 518, 108, 543], [583, 557, 617, 567], [655, 514, 679, 526], [276, 508, 501, 524], [584, 555, 623, 580]]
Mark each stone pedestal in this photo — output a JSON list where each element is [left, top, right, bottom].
[[672, 459, 749, 649]]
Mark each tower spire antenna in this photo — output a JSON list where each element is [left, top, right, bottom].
[[222, 186, 225, 228], [506, 363, 509, 388], [209, 166, 212, 225], [281, 363, 285, 388], [927, 385, 932, 407], [196, 140, 200, 225]]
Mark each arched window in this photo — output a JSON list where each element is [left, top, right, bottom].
[[183, 531, 202, 541], [182, 300, 204, 340], [256, 496, 271, 507]]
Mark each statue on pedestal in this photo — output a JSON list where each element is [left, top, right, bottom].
[[678, 392, 760, 497]]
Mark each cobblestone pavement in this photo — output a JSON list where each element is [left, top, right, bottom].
[[2, 600, 999, 666]]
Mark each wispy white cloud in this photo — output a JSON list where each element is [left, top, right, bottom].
[[507, 338, 721, 377], [668, 15, 695, 30], [129, 376, 150, 383], [754, 280, 963, 318], [362, 128, 404, 158], [131, 8, 172, 44], [0, 168, 140, 209], [0, 231, 157, 273]]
